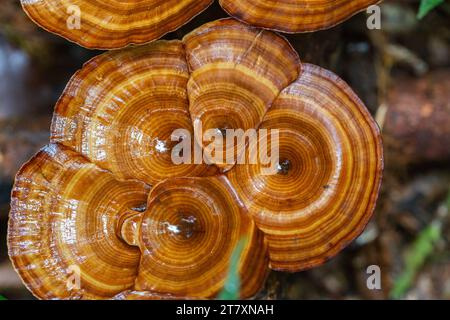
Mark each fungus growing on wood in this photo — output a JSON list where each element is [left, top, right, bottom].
[[219, 0, 380, 33], [8, 19, 383, 299], [20, 0, 213, 49]]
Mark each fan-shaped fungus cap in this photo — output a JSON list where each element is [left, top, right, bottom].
[[228, 64, 383, 271], [8, 144, 150, 299], [20, 0, 213, 49], [220, 0, 380, 33], [183, 19, 301, 170], [51, 40, 216, 186], [119, 176, 268, 298]]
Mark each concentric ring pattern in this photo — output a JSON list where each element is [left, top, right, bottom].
[[227, 63, 383, 271], [220, 0, 381, 33], [134, 176, 268, 298], [20, 0, 213, 49], [8, 144, 150, 299], [51, 41, 216, 186], [8, 18, 383, 299]]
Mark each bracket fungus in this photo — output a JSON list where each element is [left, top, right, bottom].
[[21, 0, 381, 49], [50, 41, 216, 186], [126, 176, 268, 298], [8, 144, 150, 299], [227, 64, 383, 271], [8, 18, 383, 299], [20, 0, 213, 49], [219, 0, 381, 33], [183, 19, 301, 170]]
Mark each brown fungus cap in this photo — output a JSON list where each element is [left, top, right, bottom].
[[20, 0, 213, 49], [127, 176, 269, 298], [183, 19, 301, 171], [51, 40, 216, 186], [227, 64, 383, 271], [220, 0, 381, 33], [8, 19, 383, 299], [8, 144, 150, 299]]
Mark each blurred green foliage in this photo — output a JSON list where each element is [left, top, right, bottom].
[[390, 186, 450, 299], [418, 0, 444, 19], [217, 238, 248, 300], [390, 222, 441, 299], [0, 295, 7, 300]]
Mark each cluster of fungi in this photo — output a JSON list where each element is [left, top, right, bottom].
[[9, 1, 383, 299], [21, 0, 380, 49]]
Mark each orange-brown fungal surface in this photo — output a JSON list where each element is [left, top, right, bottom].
[[8, 19, 383, 299], [20, 0, 213, 49], [220, 0, 380, 33], [183, 19, 301, 170], [228, 64, 383, 271], [128, 176, 268, 298], [8, 144, 150, 299], [51, 41, 216, 186]]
